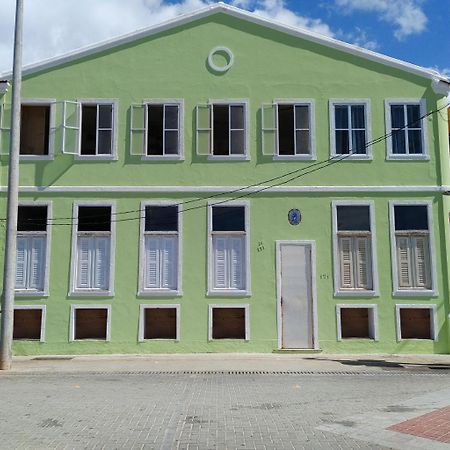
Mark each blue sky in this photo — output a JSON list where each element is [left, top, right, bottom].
[[0, 0, 449, 76]]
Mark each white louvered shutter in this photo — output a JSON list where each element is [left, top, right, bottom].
[[261, 103, 277, 156], [397, 236, 412, 288], [339, 237, 354, 288], [413, 236, 430, 289], [15, 237, 28, 289], [213, 237, 228, 289], [77, 237, 92, 288], [29, 237, 46, 290], [355, 237, 371, 289], [93, 237, 110, 290], [230, 237, 244, 290], [161, 236, 177, 290], [196, 104, 211, 155], [145, 236, 160, 288]]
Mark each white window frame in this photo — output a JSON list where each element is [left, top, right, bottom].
[[207, 201, 250, 296], [69, 201, 115, 297], [208, 304, 250, 341], [395, 304, 437, 341], [140, 99, 184, 161], [138, 304, 180, 342], [329, 99, 372, 160], [389, 200, 437, 296], [75, 99, 118, 160], [272, 99, 316, 160], [207, 99, 249, 160], [336, 304, 378, 341], [69, 304, 112, 342], [15, 201, 52, 297], [332, 201, 378, 297], [385, 99, 428, 160], [12, 305, 47, 342], [20, 99, 56, 161], [138, 201, 182, 296]]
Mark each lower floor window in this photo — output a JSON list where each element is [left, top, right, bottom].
[[71, 306, 110, 341], [16, 236, 46, 292], [13, 307, 45, 341], [76, 236, 110, 290], [210, 306, 248, 340]]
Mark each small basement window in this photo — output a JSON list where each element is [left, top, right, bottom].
[[211, 307, 247, 339], [338, 306, 377, 339], [73, 308, 108, 340], [399, 307, 433, 339], [13, 308, 43, 340], [20, 104, 50, 156], [143, 307, 177, 339]]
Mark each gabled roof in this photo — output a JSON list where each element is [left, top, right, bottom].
[[2, 2, 449, 91]]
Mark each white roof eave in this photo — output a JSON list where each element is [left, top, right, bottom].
[[1, 2, 449, 91]]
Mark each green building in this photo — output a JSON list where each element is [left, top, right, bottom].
[[1, 3, 450, 355]]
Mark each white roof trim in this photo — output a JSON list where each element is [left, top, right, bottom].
[[1, 2, 449, 88]]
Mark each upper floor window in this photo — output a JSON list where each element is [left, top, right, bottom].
[[390, 203, 434, 294], [333, 202, 377, 295], [130, 100, 183, 159], [261, 100, 315, 159], [196, 101, 248, 159], [209, 204, 249, 294], [330, 100, 370, 158], [140, 204, 181, 294], [16, 204, 50, 295], [71, 204, 114, 295], [385, 100, 427, 159], [62, 100, 117, 159]]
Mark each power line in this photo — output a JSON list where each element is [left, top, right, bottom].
[[8, 102, 449, 228]]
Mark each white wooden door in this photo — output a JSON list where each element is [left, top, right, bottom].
[[279, 242, 314, 349]]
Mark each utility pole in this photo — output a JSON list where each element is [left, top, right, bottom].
[[0, 0, 24, 370]]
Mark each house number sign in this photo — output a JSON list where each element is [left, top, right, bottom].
[[288, 209, 301, 225], [207, 46, 234, 72]]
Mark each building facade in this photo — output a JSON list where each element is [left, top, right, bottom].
[[1, 3, 450, 355]]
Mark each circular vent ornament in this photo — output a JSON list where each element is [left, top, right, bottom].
[[207, 46, 234, 72], [288, 209, 301, 225]]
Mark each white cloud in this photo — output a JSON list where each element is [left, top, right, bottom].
[[338, 28, 379, 51], [334, 0, 427, 40], [0, 0, 336, 74]]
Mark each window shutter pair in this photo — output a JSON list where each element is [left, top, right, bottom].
[[16, 236, 46, 290], [144, 236, 177, 290], [339, 236, 371, 289], [396, 236, 430, 289], [76, 236, 110, 290], [213, 236, 244, 290], [0, 102, 12, 155]]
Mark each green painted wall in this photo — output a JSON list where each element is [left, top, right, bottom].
[[0, 12, 449, 354]]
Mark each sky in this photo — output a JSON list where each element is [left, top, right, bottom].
[[0, 0, 449, 76]]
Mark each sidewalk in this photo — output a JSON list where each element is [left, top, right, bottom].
[[3, 352, 450, 374]]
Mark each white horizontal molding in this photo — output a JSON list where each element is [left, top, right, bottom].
[[2, 185, 447, 193]]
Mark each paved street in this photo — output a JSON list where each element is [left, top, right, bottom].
[[1, 356, 450, 450]]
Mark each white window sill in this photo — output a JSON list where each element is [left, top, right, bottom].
[[141, 155, 184, 161], [338, 337, 378, 342], [273, 155, 315, 161], [208, 338, 250, 342], [334, 290, 379, 297], [20, 155, 54, 161], [139, 338, 180, 342], [74, 155, 117, 161], [397, 337, 437, 342], [207, 289, 251, 297], [69, 290, 114, 297], [393, 289, 437, 297], [387, 154, 429, 161], [71, 338, 110, 342], [15, 290, 48, 297], [138, 289, 182, 297], [207, 155, 250, 161], [331, 154, 372, 161]]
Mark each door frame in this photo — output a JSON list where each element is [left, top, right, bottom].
[[276, 240, 319, 350]]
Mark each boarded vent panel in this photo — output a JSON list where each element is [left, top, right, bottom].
[[212, 307, 246, 339], [340, 308, 370, 338], [13, 309, 42, 340], [144, 308, 177, 339], [400, 308, 431, 339], [75, 309, 107, 340]]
